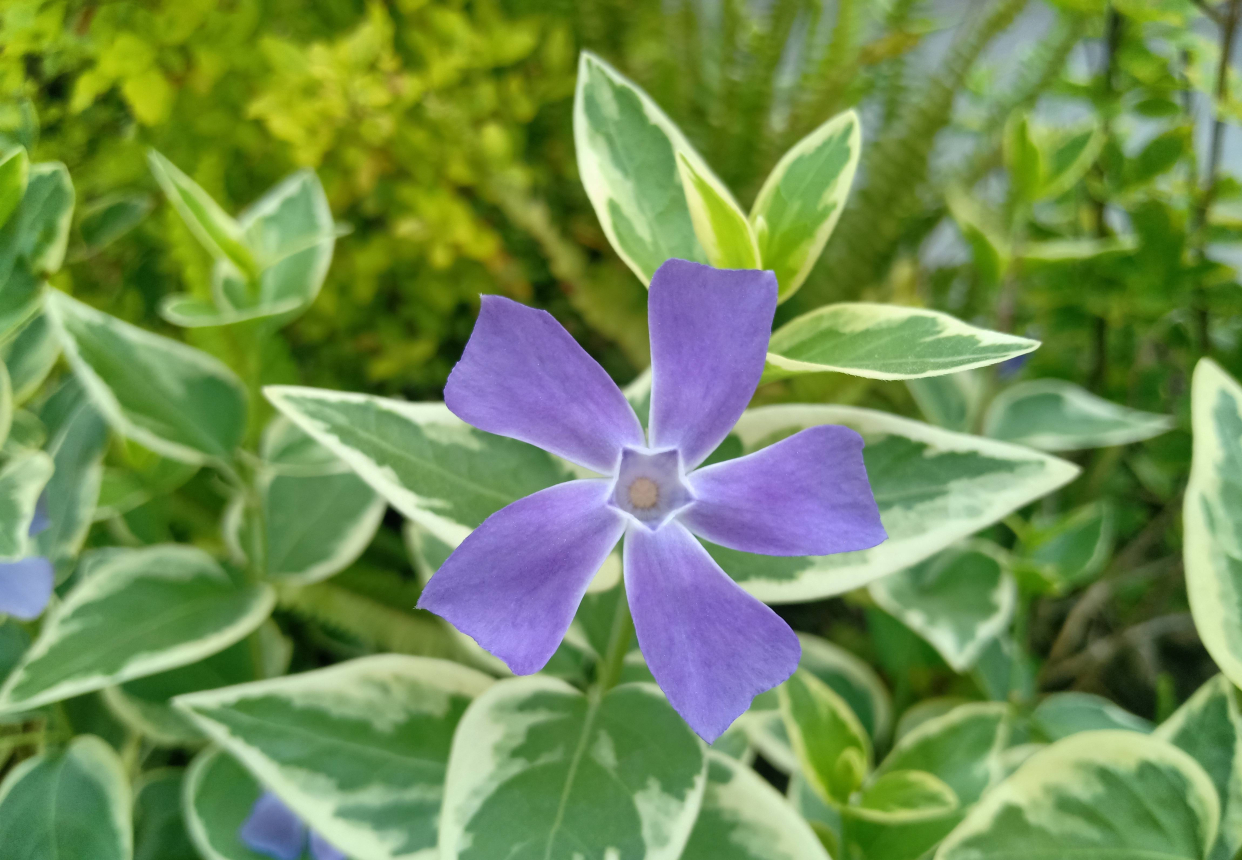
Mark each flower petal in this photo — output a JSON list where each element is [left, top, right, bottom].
[[648, 260, 777, 468], [680, 425, 886, 556], [445, 295, 644, 473], [623, 522, 800, 742], [310, 832, 348, 860], [417, 479, 625, 674], [239, 792, 307, 860], [0, 557, 54, 621]]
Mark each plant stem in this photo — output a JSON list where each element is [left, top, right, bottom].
[[594, 585, 634, 694]]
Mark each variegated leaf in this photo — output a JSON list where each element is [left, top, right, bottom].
[[440, 676, 706, 860], [0, 311, 60, 404], [46, 289, 247, 464], [907, 371, 986, 434], [1158, 675, 1242, 860], [0, 359, 9, 449], [766, 304, 1038, 382], [983, 379, 1174, 451], [265, 386, 572, 547], [779, 668, 871, 805], [1186, 359, 1242, 689], [176, 655, 493, 860], [0, 160, 73, 337], [869, 544, 1016, 672], [0, 146, 28, 229], [681, 751, 829, 860], [710, 405, 1079, 602], [574, 51, 710, 284], [0, 734, 132, 860], [873, 702, 1010, 808], [677, 152, 759, 269], [936, 731, 1219, 860], [1031, 692, 1152, 742], [0, 448, 52, 560], [840, 770, 963, 860], [1018, 501, 1115, 594], [133, 768, 196, 860], [184, 747, 283, 860], [750, 111, 861, 300], [31, 391, 108, 569], [0, 545, 274, 714]]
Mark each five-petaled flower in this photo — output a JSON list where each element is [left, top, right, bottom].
[[0, 493, 54, 621], [240, 790, 347, 860], [418, 259, 886, 741]]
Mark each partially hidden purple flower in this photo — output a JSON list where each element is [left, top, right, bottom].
[[418, 259, 886, 741], [0, 492, 54, 621], [240, 791, 347, 860]]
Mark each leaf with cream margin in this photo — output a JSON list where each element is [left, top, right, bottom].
[[574, 51, 710, 284], [677, 153, 759, 270], [983, 379, 1174, 452], [707, 405, 1080, 603], [264, 386, 573, 549], [176, 655, 493, 860], [1, 312, 60, 404], [1031, 692, 1152, 742], [935, 730, 1219, 860], [439, 676, 706, 860], [31, 392, 108, 569], [184, 747, 288, 860], [765, 304, 1038, 383], [0, 734, 131, 860], [740, 632, 892, 773], [840, 770, 963, 860], [750, 110, 861, 300], [0, 146, 29, 230], [0, 545, 274, 714], [0, 448, 52, 560], [869, 543, 1017, 672], [1157, 675, 1242, 860], [681, 751, 830, 860], [1186, 359, 1242, 691], [779, 668, 872, 805], [0, 161, 74, 338], [46, 289, 247, 464]]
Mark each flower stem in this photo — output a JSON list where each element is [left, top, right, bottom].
[[594, 585, 634, 694]]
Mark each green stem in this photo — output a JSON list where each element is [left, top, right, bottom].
[[594, 586, 634, 694]]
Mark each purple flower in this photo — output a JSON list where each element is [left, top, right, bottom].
[[240, 791, 347, 860], [418, 260, 886, 741], [0, 493, 54, 621]]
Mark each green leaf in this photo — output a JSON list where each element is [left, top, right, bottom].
[[935, 731, 1219, 860], [1128, 127, 1189, 186], [907, 371, 985, 434], [765, 304, 1038, 382], [176, 655, 493, 860], [79, 193, 153, 254], [1187, 360, 1242, 704], [1039, 124, 1104, 200], [259, 468, 385, 583], [681, 751, 830, 860], [31, 393, 108, 567], [0, 734, 132, 860], [983, 379, 1174, 452], [1032, 692, 1153, 742], [573, 51, 708, 284], [708, 406, 1079, 602], [0, 359, 9, 449], [839, 771, 962, 860], [1003, 113, 1043, 203], [779, 668, 872, 805], [676, 152, 759, 270], [183, 747, 282, 860], [440, 676, 706, 860], [750, 110, 861, 300], [134, 769, 197, 860], [1018, 502, 1115, 594], [0, 161, 74, 338], [0, 146, 28, 230], [945, 186, 1009, 287], [1157, 675, 1242, 860], [265, 386, 573, 547], [0, 545, 274, 714], [0, 311, 60, 403], [1019, 235, 1136, 264], [0, 449, 53, 560], [869, 543, 1016, 672], [147, 150, 258, 281], [46, 289, 247, 464], [874, 702, 1010, 807], [740, 633, 892, 773]]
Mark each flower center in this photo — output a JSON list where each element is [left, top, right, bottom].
[[609, 447, 694, 530], [628, 477, 659, 509]]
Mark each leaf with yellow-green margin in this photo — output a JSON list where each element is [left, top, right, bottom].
[[779, 668, 872, 806], [677, 152, 759, 270]]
